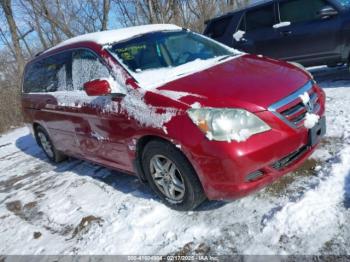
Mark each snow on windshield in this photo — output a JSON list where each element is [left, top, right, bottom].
[[108, 30, 242, 89]]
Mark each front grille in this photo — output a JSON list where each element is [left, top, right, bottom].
[[271, 146, 308, 170], [268, 81, 321, 128]]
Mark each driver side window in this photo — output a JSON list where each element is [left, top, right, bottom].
[[72, 49, 110, 91], [279, 0, 328, 23]]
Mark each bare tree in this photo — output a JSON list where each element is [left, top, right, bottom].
[[102, 0, 111, 30], [0, 0, 25, 75], [0, 0, 252, 133]]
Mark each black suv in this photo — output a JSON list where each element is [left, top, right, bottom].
[[204, 0, 350, 67]]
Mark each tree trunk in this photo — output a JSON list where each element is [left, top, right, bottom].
[[102, 0, 110, 30], [0, 0, 25, 76]]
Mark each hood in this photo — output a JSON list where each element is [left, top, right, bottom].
[[155, 54, 311, 112]]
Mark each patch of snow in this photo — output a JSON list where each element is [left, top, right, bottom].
[[304, 113, 320, 129], [311, 147, 332, 161], [175, 144, 181, 149], [191, 102, 201, 109], [246, 144, 350, 255], [153, 89, 204, 100], [298, 91, 319, 129], [233, 30, 246, 42], [91, 131, 108, 141], [45, 24, 182, 54], [315, 165, 322, 172], [131, 55, 242, 89], [299, 91, 310, 105], [206, 131, 213, 141], [120, 89, 177, 129], [273, 21, 291, 29], [162, 126, 168, 134]]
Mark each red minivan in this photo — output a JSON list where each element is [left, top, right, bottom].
[[21, 24, 326, 210]]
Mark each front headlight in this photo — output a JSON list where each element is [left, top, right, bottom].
[[187, 108, 271, 142]]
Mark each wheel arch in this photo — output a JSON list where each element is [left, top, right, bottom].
[[134, 135, 202, 187]]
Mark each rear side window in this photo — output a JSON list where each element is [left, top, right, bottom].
[[23, 52, 71, 93], [205, 16, 232, 38], [245, 4, 275, 32], [279, 0, 328, 23], [72, 49, 110, 90]]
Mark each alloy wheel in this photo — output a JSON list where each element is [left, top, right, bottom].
[[37, 132, 54, 158], [149, 154, 186, 202]]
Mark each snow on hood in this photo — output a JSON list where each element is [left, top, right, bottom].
[[145, 55, 311, 111], [133, 55, 242, 90], [45, 24, 182, 54]]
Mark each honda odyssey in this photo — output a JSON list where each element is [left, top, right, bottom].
[[21, 24, 326, 211]]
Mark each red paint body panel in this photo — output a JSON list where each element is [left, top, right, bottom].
[[21, 40, 326, 201]]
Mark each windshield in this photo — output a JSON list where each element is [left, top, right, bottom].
[[108, 30, 233, 73], [337, 0, 350, 7]]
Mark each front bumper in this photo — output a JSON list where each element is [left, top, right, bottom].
[[166, 82, 326, 200], [184, 118, 322, 200]]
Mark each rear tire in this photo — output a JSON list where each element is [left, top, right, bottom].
[[35, 126, 66, 163], [142, 140, 206, 211]]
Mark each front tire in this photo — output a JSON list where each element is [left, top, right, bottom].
[[35, 126, 66, 163], [142, 140, 206, 211]]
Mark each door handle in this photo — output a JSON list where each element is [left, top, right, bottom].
[[280, 30, 292, 36], [44, 98, 57, 110]]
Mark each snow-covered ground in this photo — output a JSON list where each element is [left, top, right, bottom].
[[1, 66, 350, 255]]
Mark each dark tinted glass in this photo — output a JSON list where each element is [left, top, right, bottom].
[[337, 0, 350, 7], [206, 16, 232, 38], [245, 4, 275, 31], [279, 0, 328, 23], [23, 52, 71, 93], [109, 31, 231, 72]]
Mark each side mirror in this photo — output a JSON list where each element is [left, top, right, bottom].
[[318, 6, 338, 19], [83, 79, 111, 96]]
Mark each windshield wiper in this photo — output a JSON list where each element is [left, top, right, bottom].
[[218, 54, 235, 62]]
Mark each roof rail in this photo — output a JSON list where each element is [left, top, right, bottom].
[[34, 51, 44, 57]]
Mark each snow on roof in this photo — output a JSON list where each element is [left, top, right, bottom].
[[45, 24, 182, 53]]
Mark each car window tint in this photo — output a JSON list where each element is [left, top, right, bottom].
[[279, 0, 328, 23], [164, 34, 209, 66], [72, 49, 110, 91], [337, 0, 350, 8], [111, 31, 231, 72], [23, 52, 70, 93], [245, 4, 275, 32], [113, 38, 167, 71], [206, 16, 232, 38]]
